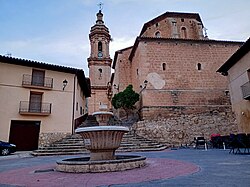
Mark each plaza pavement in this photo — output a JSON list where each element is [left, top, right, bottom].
[[0, 148, 249, 187]]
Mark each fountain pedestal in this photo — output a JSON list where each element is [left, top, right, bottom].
[[92, 111, 113, 126]]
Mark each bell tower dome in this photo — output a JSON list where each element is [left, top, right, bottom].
[[88, 10, 112, 62], [88, 9, 112, 113]]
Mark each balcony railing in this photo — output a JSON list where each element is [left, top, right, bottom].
[[241, 81, 250, 100], [22, 74, 53, 89], [19, 101, 52, 115]]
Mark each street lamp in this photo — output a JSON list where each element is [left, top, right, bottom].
[[106, 82, 113, 100], [63, 79, 68, 91], [113, 84, 119, 91]]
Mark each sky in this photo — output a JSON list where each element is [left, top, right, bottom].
[[0, 0, 249, 76]]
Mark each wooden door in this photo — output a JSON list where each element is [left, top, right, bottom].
[[32, 69, 45, 86], [29, 92, 42, 113], [9, 121, 41, 151]]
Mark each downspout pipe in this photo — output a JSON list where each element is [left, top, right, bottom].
[[72, 75, 76, 134]]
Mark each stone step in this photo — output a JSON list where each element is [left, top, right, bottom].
[[33, 148, 87, 152], [38, 146, 85, 150], [55, 139, 159, 143], [120, 144, 165, 149], [120, 142, 160, 146], [40, 143, 161, 149], [46, 142, 161, 148], [32, 151, 88, 156], [118, 146, 166, 152], [50, 143, 84, 146]]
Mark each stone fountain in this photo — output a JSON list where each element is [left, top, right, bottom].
[[75, 111, 129, 161], [56, 109, 146, 173]]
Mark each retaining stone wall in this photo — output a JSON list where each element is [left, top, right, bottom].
[[39, 132, 71, 147], [132, 111, 238, 146]]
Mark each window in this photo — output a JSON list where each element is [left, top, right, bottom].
[[76, 102, 78, 111], [162, 63, 166, 71], [32, 69, 45, 86], [155, 31, 161, 38], [80, 106, 83, 115], [180, 27, 187, 39], [98, 41, 103, 58], [197, 63, 201, 70], [98, 68, 102, 79], [98, 41, 102, 52], [181, 18, 184, 22], [29, 92, 42, 113], [155, 23, 159, 27]]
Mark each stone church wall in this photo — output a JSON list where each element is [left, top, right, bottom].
[[113, 47, 133, 93], [141, 17, 202, 39], [132, 110, 238, 146], [130, 38, 242, 119]]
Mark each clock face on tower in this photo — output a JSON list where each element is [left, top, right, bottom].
[[98, 51, 103, 58]]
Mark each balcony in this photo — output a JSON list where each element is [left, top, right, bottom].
[[22, 74, 53, 89], [19, 101, 52, 116], [241, 81, 250, 100]]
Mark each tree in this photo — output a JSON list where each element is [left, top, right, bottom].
[[111, 85, 140, 118]]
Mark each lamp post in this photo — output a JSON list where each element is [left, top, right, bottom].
[[63, 79, 68, 91], [106, 82, 113, 100], [113, 84, 119, 92], [139, 80, 148, 93]]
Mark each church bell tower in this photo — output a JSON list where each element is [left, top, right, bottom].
[[88, 9, 112, 113]]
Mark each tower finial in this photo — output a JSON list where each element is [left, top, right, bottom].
[[96, 2, 104, 24], [97, 2, 103, 11]]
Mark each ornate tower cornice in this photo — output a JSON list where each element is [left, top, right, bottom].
[[88, 10, 112, 66]]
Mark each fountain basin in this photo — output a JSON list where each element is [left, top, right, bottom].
[[56, 155, 146, 173], [92, 111, 113, 126], [75, 126, 129, 161]]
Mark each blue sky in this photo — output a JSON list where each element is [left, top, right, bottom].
[[0, 0, 249, 76]]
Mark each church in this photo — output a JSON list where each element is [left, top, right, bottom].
[[87, 9, 243, 121]]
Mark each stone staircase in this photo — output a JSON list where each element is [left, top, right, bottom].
[[119, 132, 166, 152], [32, 131, 166, 156]]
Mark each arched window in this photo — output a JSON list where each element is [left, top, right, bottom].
[[180, 27, 187, 39], [197, 63, 201, 70], [162, 63, 166, 71], [98, 41, 102, 52], [155, 31, 161, 38], [98, 41, 103, 58]]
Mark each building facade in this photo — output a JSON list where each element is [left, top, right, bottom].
[[218, 38, 250, 133], [0, 55, 90, 150], [111, 12, 243, 119]]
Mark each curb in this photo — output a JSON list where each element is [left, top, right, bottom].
[[0, 151, 33, 160]]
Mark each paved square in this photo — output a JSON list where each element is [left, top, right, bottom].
[[0, 149, 249, 187]]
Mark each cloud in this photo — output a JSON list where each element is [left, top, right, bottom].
[[0, 31, 136, 78], [0, 35, 90, 72]]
